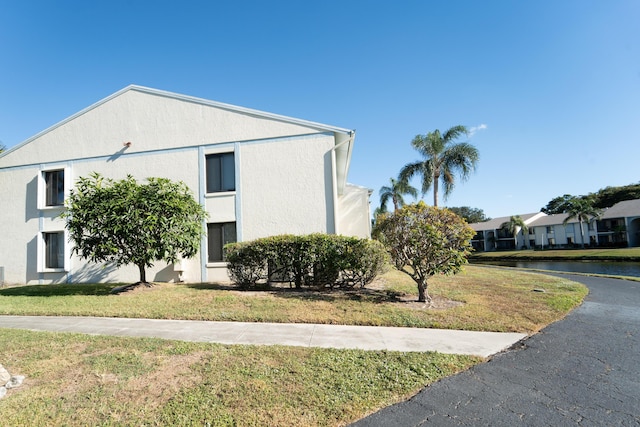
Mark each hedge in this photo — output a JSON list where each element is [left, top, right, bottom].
[[225, 234, 389, 290]]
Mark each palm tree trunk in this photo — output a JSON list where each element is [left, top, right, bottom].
[[433, 176, 439, 207], [579, 220, 586, 248]]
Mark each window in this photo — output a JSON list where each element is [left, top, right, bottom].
[[44, 169, 65, 206], [207, 222, 237, 262], [206, 153, 235, 193], [43, 232, 65, 269], [546, 226, 554, 234]]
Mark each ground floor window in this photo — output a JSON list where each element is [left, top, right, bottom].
[[43, 231, 65, 269], [207, 222, 237, 262]]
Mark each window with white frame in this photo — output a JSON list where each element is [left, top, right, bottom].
[[207, 222, 237, 263], [205, 152, 235, 193], [44, 169, 65, 207], [43, 231, 65, 269]]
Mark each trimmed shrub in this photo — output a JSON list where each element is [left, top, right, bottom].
[[224, 234, 388, 290]]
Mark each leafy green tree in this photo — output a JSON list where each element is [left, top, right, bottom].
[[371, 205, 388, 228], [379, 177, 418, 211], [400, 125, 479, 207], [563, 199, 602, 248], [541, 194, 579, 214], [62, 173, 207, 284], [501, 215, 528, 249], [373, 202, 475, 303], [447, 206, 490, 223], [590, 183, 640, 209]]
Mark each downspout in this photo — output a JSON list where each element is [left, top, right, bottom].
[[330, 131, 355, 235]]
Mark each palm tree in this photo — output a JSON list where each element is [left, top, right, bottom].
[[379, 177, 418, 211], [400, 125, 479, 207], [563, 199, 602, 248], [501, 215, 528, 250]]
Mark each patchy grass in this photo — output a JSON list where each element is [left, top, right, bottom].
[[0, 329, 479, 426], [0, 266, 589, 425], [0, 266, 586, 333], [469, 247, 640, 261]]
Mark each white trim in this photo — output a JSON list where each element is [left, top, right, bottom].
[[38, 164, 70, 210], [198, 146, 207, 282], [234, 142, 242, 242], [37, 229, 69, 273]]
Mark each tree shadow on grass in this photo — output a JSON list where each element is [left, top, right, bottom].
[[184, 282, 406, 304], [0, 283, 115, 297]]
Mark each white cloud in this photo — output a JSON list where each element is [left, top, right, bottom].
[[468, 124, 487, 136]]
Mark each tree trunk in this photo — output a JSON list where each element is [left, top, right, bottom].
[[433, 174, 439, 207], [138, 263, 147, 284], [579, 221, 586, 248], [417, 278, 431, 303]]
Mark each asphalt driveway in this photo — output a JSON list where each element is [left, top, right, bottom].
[[351, 274, 640, 426]]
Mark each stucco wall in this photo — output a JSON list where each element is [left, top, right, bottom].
[[238, 134, 335, 240], [0, 88, 367, 285], [337, 184, 371, 238], [0, 89, 325, 169]]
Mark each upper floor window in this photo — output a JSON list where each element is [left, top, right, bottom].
[[44, 169, 65, 206], [206, 152, 235, 193]]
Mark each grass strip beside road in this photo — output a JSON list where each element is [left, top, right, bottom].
[[0, 266, 587, 333], [469, 247, 640, 261], [0, 329, 480, 426]]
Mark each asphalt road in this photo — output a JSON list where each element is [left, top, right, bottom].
[[351, 274, 640, 426]]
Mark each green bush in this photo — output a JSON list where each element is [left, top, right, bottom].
[[224, 234, 388, 290]]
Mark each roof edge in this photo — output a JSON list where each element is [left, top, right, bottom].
[[1, 85, 355, 158]]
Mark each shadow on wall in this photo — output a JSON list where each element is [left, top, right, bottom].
[[324, 150, 336, 234], [25, 175, 38, 222], [71, 262, 120, 284], [154, 263, 181, 283], [24, 236, 39, 284]]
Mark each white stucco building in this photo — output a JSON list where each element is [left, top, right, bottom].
[[0, 86, 372, 285]]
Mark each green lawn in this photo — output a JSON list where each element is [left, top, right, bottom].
[[0, 265, 589, 426], [0, 266, 587, 333], [470, 247, 640, 260]]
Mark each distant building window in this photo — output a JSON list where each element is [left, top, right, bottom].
[[43, 231, 65, 269], [44, 169, 65, 206], [529, 227, 535, 235], [546, 226, 554, 234], [206, 153, 235, 193], [207, 222, 237, 262]]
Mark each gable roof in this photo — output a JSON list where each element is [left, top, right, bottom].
[[600, 199, 640, 219], [470, 212, 545, 231], [0, 85, 356, 193]]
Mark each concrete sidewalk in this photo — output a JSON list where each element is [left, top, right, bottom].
[[0, 315, 527, 358]]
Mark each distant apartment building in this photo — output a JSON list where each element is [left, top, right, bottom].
[[469, 199, 640, 251]]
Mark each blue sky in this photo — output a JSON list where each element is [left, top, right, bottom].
[[1, 1, 639, 218]]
